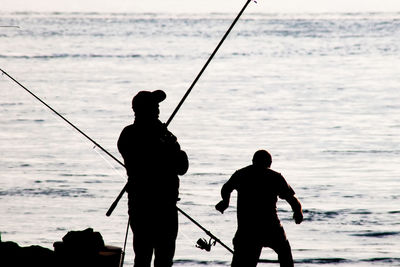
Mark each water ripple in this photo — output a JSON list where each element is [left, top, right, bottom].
[[351, 231, 400, 238], [0, 187, 94, 198]]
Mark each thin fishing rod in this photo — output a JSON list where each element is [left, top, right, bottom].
[[179, 207, 272, 263], [1, 67, 234, 255], [0, 68, 125, 169], [178, 207, 234, 254], [107, 0, 253, 217], [166, 0, 252, 126], [119, 220, 130, 267], [180, 205, 273, 264], [1, 0, 253, 256], [0, 67, 128, 216]]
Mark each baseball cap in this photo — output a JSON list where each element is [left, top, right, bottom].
[[132, 90, 166, 112]]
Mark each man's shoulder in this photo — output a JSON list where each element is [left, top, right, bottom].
[[267, 168, 282, 177], [118, 124, 136, 144], [120, 124, 135, 134], [235, 165, 253, 174], [237, 165, 281, 174], [235, 166, 284, 182], [123, 123, 135, 130]]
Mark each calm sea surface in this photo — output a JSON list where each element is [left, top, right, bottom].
[[1, 11, 399, 266]]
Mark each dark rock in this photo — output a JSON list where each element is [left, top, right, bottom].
[[0, 241, 55, 267], [0, 228, 121, 267]]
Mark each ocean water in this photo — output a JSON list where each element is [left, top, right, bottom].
[[1, 11, 400, 266]]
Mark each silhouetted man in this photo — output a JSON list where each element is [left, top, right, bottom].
[[118, 90, 189, 267], [215, 150, 303, 267]]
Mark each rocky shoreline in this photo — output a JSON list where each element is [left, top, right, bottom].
[[0, 228, 122, 267]]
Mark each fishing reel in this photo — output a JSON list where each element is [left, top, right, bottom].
[[195, 237, 216, 252]]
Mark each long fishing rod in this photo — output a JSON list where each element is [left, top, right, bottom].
[[107, 0, 253, 217], [166, 0, 252, 125], [179, 208, 234, 254], [0, 68, 125, 169], [1, 0, 253, 256], [0, 68, 237, 256]]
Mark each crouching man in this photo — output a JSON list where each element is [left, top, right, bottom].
[[215, 150, 303, 267]]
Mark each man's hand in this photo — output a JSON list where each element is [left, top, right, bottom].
[[286, 195, 303, 224], [293, 211, 303, 224], [215, 200, 229, 214]]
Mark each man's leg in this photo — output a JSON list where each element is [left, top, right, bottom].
[[153, 235, 176, 267], [263, 225, 294, 267], [271, 239, 293, 267], [231, 234, 262, 267], [130, 215, 154, 267], [153, 208, 178, 267], [268, 231, 294, 267], [132, 231, 153, 267]]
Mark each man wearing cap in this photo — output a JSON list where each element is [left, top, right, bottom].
[[215, 150, 303, 267], [118, 90, 189, 267]]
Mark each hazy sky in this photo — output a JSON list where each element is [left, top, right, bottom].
[[2, 0, 400, 13]]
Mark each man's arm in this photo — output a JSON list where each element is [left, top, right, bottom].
[[286, 194, 303, 224], [160, 124, 189, 175], [215, 173, 237, 214], [176, 150, 189, 175]]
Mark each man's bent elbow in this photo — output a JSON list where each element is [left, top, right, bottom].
[[176, 150, 189, 175]]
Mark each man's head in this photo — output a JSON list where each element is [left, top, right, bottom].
[[132, 90, 166, 119], [252, 150, 272, 167]]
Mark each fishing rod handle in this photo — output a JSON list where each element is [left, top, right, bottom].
[[106, 183, 128, 216]]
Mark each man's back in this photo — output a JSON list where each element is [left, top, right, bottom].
[[216, 150, 303, 267], [224, 165, 295, 231], [118, 120, 180, 208]]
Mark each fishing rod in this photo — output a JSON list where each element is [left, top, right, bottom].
[[0, 68, 233, 253], [0, 68, 125, 169], [166, 0, 253, 125], [1, 0, 253, 256], [179, 208, 234, 254], [0, 67, 237, 256], [107, 0, 253, 216]]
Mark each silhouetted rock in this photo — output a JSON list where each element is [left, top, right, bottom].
[[0, 240, 55, 267], [0, 228, 121, 267], [54, 228, 121, 267]]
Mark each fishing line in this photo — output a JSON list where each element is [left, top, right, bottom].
[[0, 68, 126, 169], [92, 146, 126, 179], [178, 225, 197, 245], [43, 104, 126, 179]]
